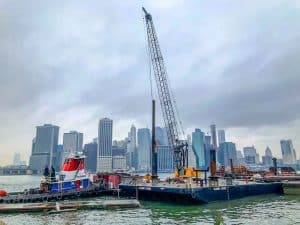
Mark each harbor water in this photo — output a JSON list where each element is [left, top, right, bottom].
[[0, 175, 299, 225]]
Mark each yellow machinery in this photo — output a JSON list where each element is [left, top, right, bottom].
[[142, 174, 159, 182], [174, 167, 201, 178]]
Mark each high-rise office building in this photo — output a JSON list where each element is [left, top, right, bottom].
[[83, 141, 97, 173], [218, 142, 237, 168], [255, 152, 260, 164], [154, 126, 173, 172], [280, 140, 297, 164], [243, 146, 257, 164], [204, 135, 212, 168], [236, 150, 244, 165], [218, 130, 225, 144], [29, 124, 59, 172], [192, 129, 206, 169], [262, 146, 273, 166], [137, 128, 151, 172], [112, 156, 127, 170], [187, 134, 196, 168], [157, 145, 173, 172], [31, 138, 36, 155], [126, 125, 137, 169], [155, 127, 168, 146], [97, 118, 113, 172], [112, 145, 126, 156], [53, 144, 63, 171], [128, 125, 136, 152], [62, 131, 83, 163], [210, 124, 217, 149]]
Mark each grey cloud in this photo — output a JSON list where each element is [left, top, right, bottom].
[[0, 0, 300, 164]]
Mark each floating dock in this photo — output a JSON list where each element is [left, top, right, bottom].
[[0, 199, 140, 213], [0, 186, 113, 204], [119, 181, 283, 204]]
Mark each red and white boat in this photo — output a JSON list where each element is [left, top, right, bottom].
[[42, 153, 92, 193]]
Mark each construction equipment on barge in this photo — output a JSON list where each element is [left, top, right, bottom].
[[142, 7, 193, 178], [118, 7, 284, 204]]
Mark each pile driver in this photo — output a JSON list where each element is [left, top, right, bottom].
[[142, 7, 200, 178]]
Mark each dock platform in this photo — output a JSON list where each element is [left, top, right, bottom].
[[0, 199, 140, 213], [0, 187, 113, 204]]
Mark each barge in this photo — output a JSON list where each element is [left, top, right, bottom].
[[119, 176, 283, 204]]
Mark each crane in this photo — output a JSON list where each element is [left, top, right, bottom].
[[142, 7, 198, 177]]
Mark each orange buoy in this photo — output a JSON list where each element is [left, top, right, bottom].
[[0, 190, 7, 197]]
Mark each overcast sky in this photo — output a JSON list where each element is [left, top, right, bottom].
[[0, 0, 299, 165]]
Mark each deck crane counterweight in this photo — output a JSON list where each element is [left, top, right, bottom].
[[142, 7, 199, 177]]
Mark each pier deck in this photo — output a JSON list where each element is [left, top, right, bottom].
[[0, 199, 140, 213], [0, 187, 113, 204]]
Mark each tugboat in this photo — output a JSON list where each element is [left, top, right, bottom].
[[40, 153, 91, 193], [0, 153, 107, 204]]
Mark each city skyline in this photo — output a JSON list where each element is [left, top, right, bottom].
[[1, 1, 300, 165], [2, 120, 299, 166], [17, 121, 299, 169]]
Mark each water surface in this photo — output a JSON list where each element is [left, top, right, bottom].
[[0, 175, 299, 225]]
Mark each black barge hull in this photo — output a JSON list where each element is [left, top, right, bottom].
[[119, 182, 283, 204]]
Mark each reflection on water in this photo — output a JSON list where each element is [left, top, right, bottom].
[[0, 176, 299, 225], [142, 194, 300, 225]]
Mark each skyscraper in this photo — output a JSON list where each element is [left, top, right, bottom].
[[128, 125, 137, 152], [83, 141, 97, 173], [236, 150, 244, 165], [210, 124, 217, 149], [255, 152, 260, 164], [187, 134, 197, 168], [218, 142, 237, 168], [112, 155, 127, 170], [137, 128, 151, 171], [243, 146, 257, 165], [280, 140, 297, 164], [126, 125, 137, 169], [155, 126, 173, 172], [262, 146, 273, 166], [62, 131, 83, 163], [155, 127, 168, 146], [192, 129, 206, 169], [217, 130, 225, 144], [29, 124, 59, 172], [157, 145, 173, 172], [204, 135, 213, 168], [97, 118, 113, 172], [53, 144, 63, 171]]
